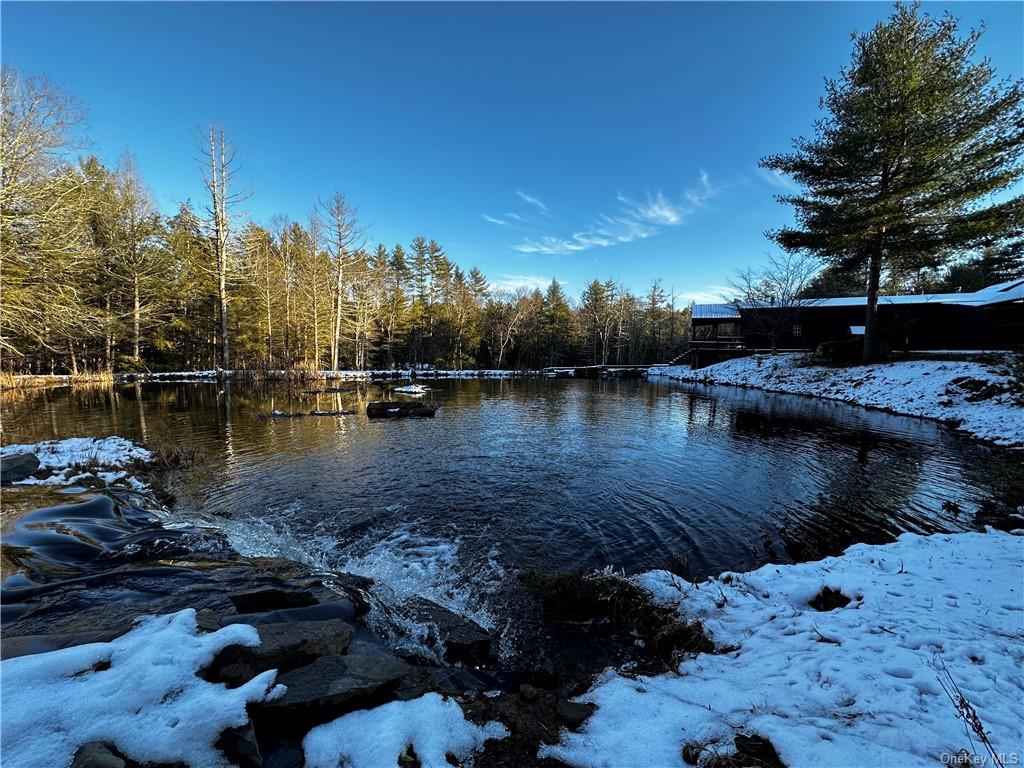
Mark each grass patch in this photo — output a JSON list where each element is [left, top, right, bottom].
[[523, 570, 712, 665], [145, 442, 204, 470]]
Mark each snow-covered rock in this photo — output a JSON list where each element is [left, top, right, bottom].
[[303, 691, 508, 768], [542, 529, 1024, 767], [0, 609, 284, 768], [0, 436, 153, 489], [650, 354, 1024, 446], [394, 383, 432, 395]]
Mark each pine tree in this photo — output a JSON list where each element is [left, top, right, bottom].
[[761, 3, 1024, 360]]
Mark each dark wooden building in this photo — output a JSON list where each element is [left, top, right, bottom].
[[687, 278, 1024, 367]]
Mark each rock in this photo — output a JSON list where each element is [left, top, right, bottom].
[[1, 629, 131, 660], [215, 722, 262, 768], [394, 666, 498, 701], [366, 401, 437, 418], [209, 618, 356, 686], [70, 742, 126, 768], [222, 596, 360, 627], [556, 699, 595, 729], [1, 453, 40, 485], [228, 587, 318, 614], [264, 653, 411, 713], [262, 741, 304, 768], [404, 598, 492, 665], [519, 683, 539, 701], [732, 734, 785, 768], [398, 744, 421, 768]]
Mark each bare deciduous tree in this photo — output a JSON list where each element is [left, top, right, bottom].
[[730, 253, 820, 352], [316, 192, 363, 371]]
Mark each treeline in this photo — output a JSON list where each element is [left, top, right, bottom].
[[1, 69, 690, 375]]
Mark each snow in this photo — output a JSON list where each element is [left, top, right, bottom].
[[394, 383, 431, 395], [542, 529, 1024, 768], [303, 692, 508, 768], [1, 436, 153, 489], [0, 609, 284, 768], [650, 354, 1024, 446]]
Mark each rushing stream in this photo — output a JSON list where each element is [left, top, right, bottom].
[[3, 377, 1021, 649]]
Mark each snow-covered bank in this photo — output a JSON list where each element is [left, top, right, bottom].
[[133, 368, 543, 381], [650, 354, 1024, 446], [0, 436, 152, 489], [543, 529, 1024, 767], [0, 610, 284, 768]]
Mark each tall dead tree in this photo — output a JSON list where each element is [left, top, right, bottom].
[[200, 124, 242, 371]]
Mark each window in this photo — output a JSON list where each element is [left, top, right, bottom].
[[792, 323, 802, 337]]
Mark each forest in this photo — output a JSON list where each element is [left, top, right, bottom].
[[4, 53, 1020, 376], [2, 69, 692, 376]]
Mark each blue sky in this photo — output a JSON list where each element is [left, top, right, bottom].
[[4, 2, 1022, 302]]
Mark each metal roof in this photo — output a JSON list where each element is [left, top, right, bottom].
[[692, 303, 741, 320], [712, 280, 1024, 313]]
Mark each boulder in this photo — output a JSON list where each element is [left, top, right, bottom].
[[208, 618, 356, 686], [404, 598, 492, 666], [1, 453, 40, 485], [263, 652, 411, 713]]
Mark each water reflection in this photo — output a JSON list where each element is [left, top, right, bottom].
[[2, 379, 1020, 585]]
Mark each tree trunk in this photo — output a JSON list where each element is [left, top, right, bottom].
[[264, 248, 274, 368], [132, 273, 141, 359], [312, 281, 320, 370], [862, 248, 884, 362], [104, 295, 113, 370]]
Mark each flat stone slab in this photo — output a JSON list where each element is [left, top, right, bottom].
[[266, 653, 411, 712], [210, 618, 356, 685]]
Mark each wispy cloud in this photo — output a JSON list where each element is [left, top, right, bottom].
[[482, 214, 508, 226], [516, 190, 549, 213], [757, 167, 800, 194], [514, 236, 588, 255], [489, 273, 557, 292], [512, 172, 716, 256], [673, 284, 735, 305]]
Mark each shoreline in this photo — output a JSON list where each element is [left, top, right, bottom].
[[648, 353, 1024, 448], [3, 409, 1023, 765]]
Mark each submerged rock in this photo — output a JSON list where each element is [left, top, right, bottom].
[[366, 401, 437, 418], [404, 597, 492, 666]]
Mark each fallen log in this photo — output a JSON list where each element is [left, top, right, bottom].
[[262, 409, 356, 418], [366, 401, 437, 419]]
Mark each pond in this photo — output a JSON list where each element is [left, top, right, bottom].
[[3, 378, 1021, 639]]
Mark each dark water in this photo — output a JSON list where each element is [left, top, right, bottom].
[[3, 378, 1021, 635]]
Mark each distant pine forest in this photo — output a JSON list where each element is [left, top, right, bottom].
[[3, 68, 1018, 376]]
